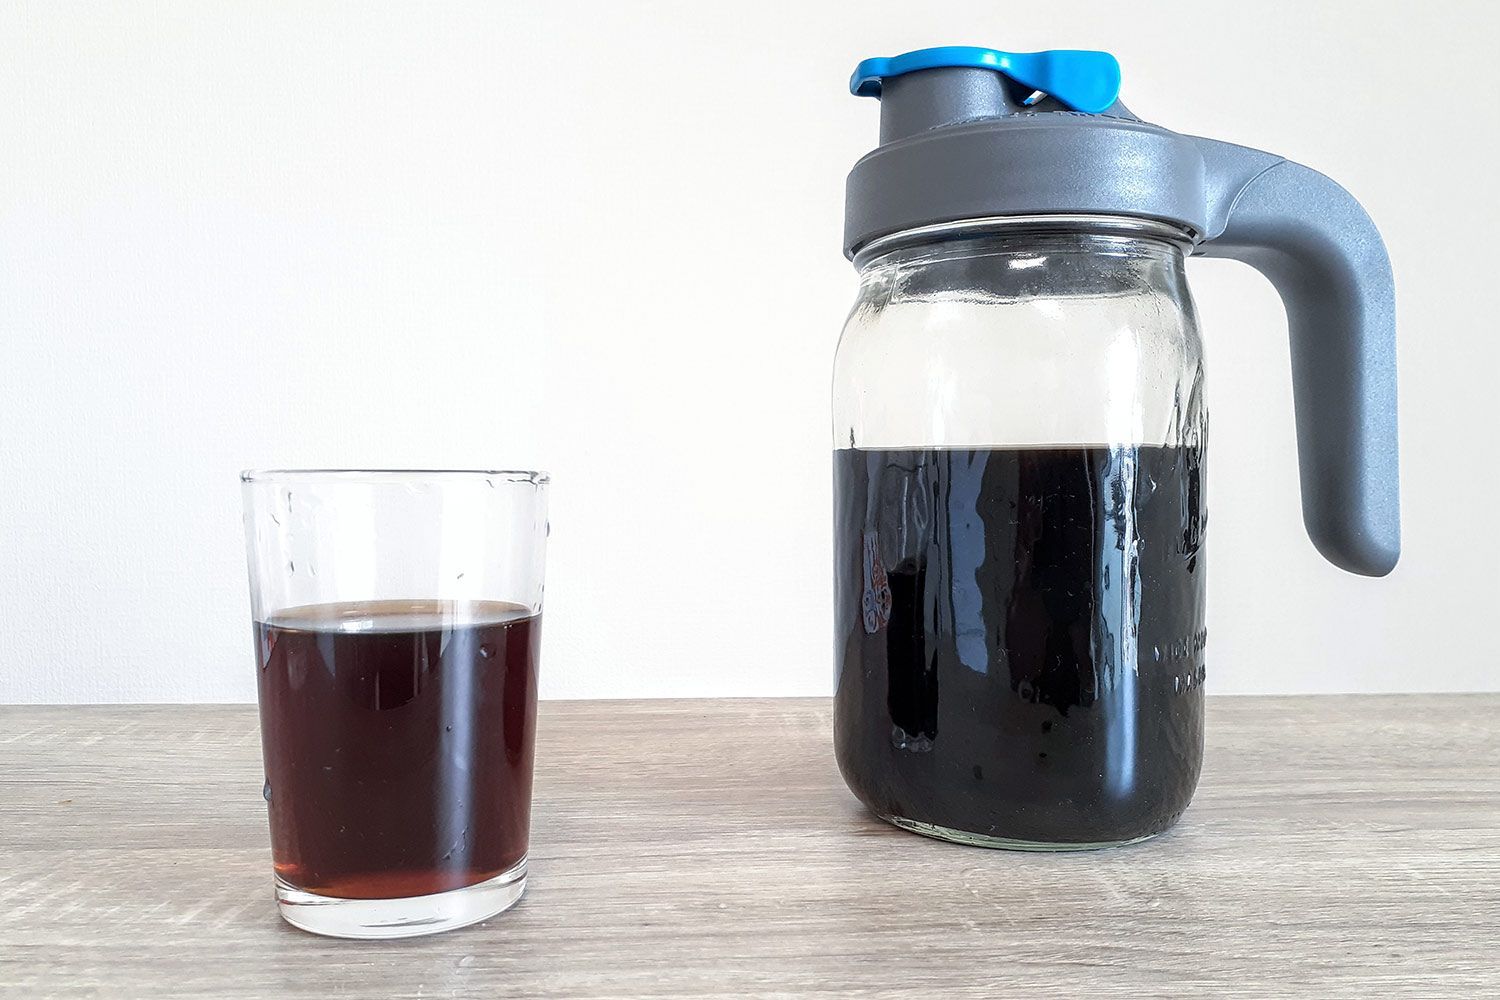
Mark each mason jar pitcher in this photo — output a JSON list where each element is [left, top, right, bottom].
[[831, 47, 1400, 849]]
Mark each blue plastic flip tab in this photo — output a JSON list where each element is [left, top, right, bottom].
[[850, 46, 1122, 115]]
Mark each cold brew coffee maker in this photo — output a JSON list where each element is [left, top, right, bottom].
[[832, 47, 1399, 848]]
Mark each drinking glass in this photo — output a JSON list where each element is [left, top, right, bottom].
[[241, 469, 548, 939]]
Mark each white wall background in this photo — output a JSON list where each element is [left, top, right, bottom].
[[2, 1, 1496, 703]]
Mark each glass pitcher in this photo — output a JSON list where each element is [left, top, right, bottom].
[[831, 47, 1399, 849]]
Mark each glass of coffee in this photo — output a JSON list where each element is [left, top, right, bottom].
[[240, 469, 548, 939]]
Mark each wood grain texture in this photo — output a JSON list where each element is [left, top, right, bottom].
[[1, 696, 1497, 999]]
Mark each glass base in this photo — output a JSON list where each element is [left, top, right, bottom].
[[882, 814, 1163, 852], [275, 858, 527, 939]]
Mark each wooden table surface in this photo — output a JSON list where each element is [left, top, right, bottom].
[[2, 696, 1497, 998]]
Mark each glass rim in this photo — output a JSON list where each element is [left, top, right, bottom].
[[240, 468, 549, 486], [852, 213, 1195, 267]]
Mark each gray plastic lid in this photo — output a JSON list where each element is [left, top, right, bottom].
[[845, 47, 1400, 578], [845, 50, 1274, 255]]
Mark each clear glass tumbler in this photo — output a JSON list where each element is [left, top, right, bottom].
[[241, 469, 548, 939]]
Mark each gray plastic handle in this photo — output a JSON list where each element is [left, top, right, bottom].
[[1194, 139, 1400, 577]]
